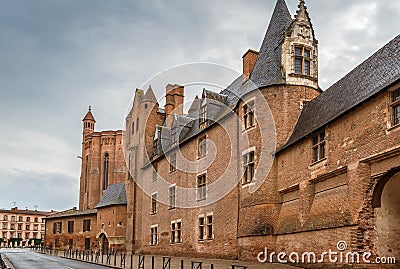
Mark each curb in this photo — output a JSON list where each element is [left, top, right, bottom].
[[0, 254, 16, 269], [36, 252, 121, 269]]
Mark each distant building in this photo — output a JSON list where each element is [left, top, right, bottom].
[[44, 107, 128, 251], [0, 207, 51, 247]]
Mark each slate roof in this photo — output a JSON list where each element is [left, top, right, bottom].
[[250, 0, 292, 88], [46, 209, 97, 219], [94, 182, 127, 209], [280, 34, 400, 151]]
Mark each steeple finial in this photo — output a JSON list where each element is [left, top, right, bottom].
[[88, 105, 91, 112]]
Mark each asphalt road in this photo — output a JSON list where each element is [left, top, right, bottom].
[[0, 249, 113, 269]]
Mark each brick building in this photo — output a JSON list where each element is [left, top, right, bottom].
[[123, 0, 400, 267], [0, 207, 51, 247], [45, 107, 128, 251]]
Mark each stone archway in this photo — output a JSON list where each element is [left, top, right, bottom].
[[98, 233, 109, 253], [374, 171, 400, 260]]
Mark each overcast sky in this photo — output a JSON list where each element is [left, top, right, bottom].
[[0, 0, 399, 212]]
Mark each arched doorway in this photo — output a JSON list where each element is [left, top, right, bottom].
[[374, 171, 400, 260], [98, 233, 109, 253]]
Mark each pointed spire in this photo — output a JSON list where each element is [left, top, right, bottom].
[[250, 0, 293, 87], [295, 0, 310, 23], [83, 106, 96, 122], [142, 85, 158, 103]]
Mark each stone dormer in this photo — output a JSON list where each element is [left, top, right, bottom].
[[282, 0, 318, 89]]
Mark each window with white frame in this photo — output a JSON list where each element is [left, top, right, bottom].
[[197, 174, 206, 201], [151, 193, 157, 214], [198, 136, 207, 158], [198, 214, 213, 241], [169, 185, 176, 209], [243, 150, 255, 184], [243, 101, 255, 130], [199, 99, 207, 128], [150, 225, 158, 246], [171, 220, 182, 243]]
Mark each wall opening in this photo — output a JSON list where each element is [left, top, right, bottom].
[[375, 172, 400, 260]]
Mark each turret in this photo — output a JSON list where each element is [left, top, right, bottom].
[[82, 106, 96, 136]]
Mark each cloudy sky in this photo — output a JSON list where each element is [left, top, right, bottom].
[[0, 0, 399, 211]]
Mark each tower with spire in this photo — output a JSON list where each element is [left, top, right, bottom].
[[82, 106, 96, 137], [250, 0, 318, 89]]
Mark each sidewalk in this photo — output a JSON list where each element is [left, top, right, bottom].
[[34, 249, 304, 269]]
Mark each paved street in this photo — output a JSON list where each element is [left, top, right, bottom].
[[0, 249, 113, 269]]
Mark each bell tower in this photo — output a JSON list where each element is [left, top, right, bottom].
[[282, 0, 318, 89], [82, 106, 96, 136]]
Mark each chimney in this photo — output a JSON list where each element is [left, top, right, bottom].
[[242, 49, 259, 81], [165, 84, 184, 126]]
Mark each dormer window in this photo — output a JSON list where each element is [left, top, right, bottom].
[[152, 126, 161, 157], [171, 121, 177, 146], [243, 101, 255, 130], [294, 46, 311, 76], [199, 99, 207, 128]]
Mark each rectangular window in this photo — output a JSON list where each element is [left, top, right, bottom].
[[3, 215, 8, 221], [17, 233, 22, 239], [294, 46, 311, 75], [152, 163, 158, 182], [197, 174, 207, 201], [17, 224, 22, 230], [2, 223, 7, 229], [10, 224, 15, 230], [2, 232, 7, 239], [33, 224, 38, 231], [391, 89, 400, 126], [312, 130, 326, 163], [169, 185, 176, 209], [151, 193, 157, 214], [198, 136, 207, 158], [83, 219, 91, 232], [243, 151, 255, 184], [207, 215, 213, 239], [170, 152, 176, 172], [11, 216, 15, 222], [150, 225, 158, 246], [25, 232, 29, 239], [68, 221, 74, 234], [294, 58, 303, 74], [198, 216, 205, 241], [26, 224, 30, 230], [199, 214, 213, 241], [34, 217, 38, 223], [53, 222, 62, 234], [243, 101, 255, 130], [18, 216, 23, 222], [26, 217, 30, 222], [199, 104, 207, 126], [171, 220, 182, 243]]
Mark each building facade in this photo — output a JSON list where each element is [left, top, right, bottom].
[[0, 207, 50, 247], [123, 0, 400, 267], [44, 108, 128, 251]]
